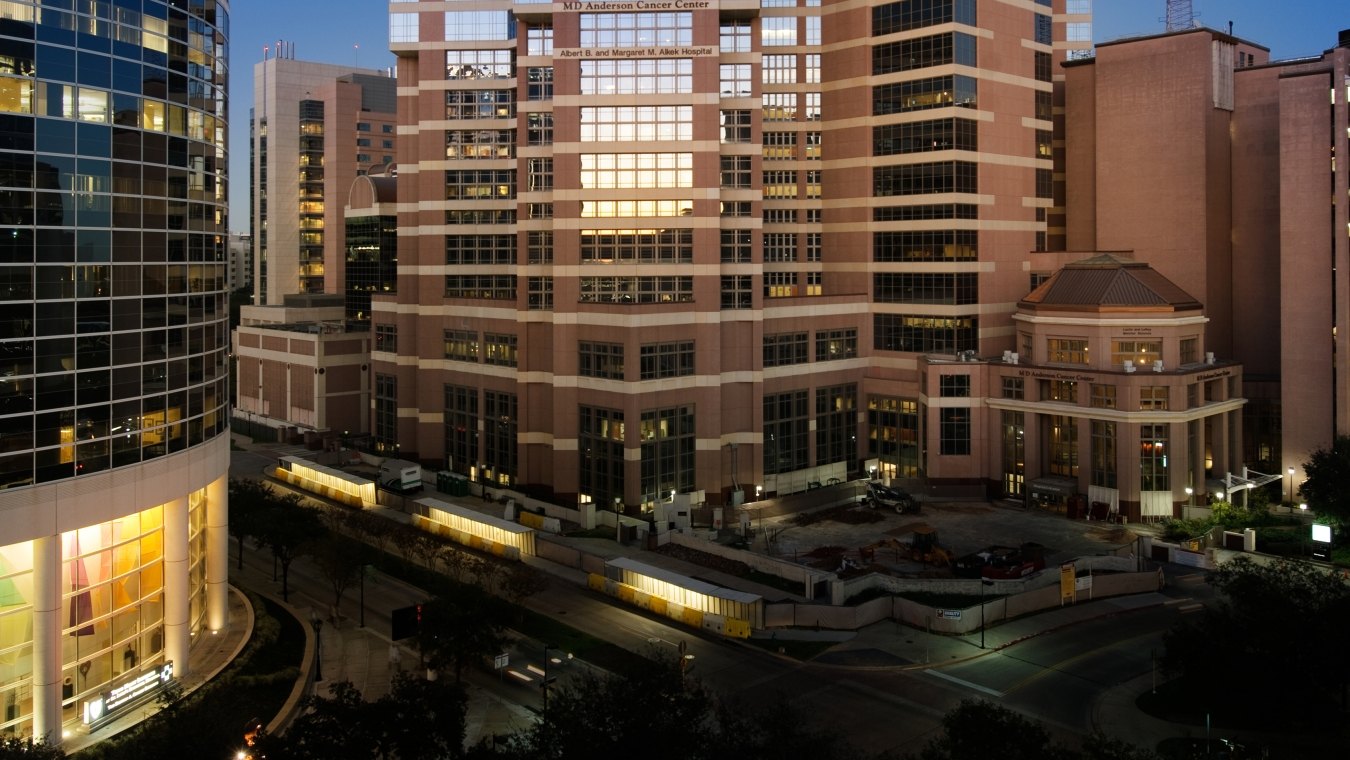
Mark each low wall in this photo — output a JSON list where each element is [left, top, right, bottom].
[[536, 538, 582, 569], [667, 532, 829, 597], [768, 568, 1164, 633]]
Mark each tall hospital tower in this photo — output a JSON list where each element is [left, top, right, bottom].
[[378, 1, 1088, 510], [0, 0, 231, 743]]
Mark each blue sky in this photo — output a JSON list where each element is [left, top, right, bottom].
[[225, 0, 1347, 232]]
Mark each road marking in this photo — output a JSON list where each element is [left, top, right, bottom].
[[1163, 597, 1192, 606], [926, 669, 1005, 698], [1175, 573, 1206, 585], [1177, 603, 1204, 614]]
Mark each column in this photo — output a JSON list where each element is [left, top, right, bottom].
[[205, 477, 229, 631], [31, 535, 62, 745], [163, 497, 190, 678]]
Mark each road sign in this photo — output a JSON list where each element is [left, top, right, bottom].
[[937, 609, 961, 620], [494, 653, 509, 670]]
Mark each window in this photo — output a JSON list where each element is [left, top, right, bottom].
[[375, 374, 399, 451], [527, 276, 553, 310], [579, 276, 693, 304], [640, 406, 695, 503], [1042, 379, 1077, 403], [1180, 337, 1199, 365], [762, 17, 796, 47], [527, 24, 553, 55], [873, 32, 976, 75], [580, 229, 693, 263], [874, 314, 977, 353], [940, 408, 970, 456], [581, 106, 692, 142], [484, 390, 518, 485], [873, 273, 977, 304], [444, 330, 479, 362], [526, 112, 553, 146], [720, 64, 752, 97], [939, 374, 970, 397], [1036, 90, 1052, 120], [527, 157, 553, 192], [721, 229, 752, 263], [1035, 129, 1052, 159], [720, 21, 751, 53], [581, 153, 693, 189], [805, 133, 822, 160], [1047, 338, 1088, 365], [873, 0, 977, 35], [1112, 340, 1161, 367], [580, 342, 624, 380], [446, 128, 515, 159], [763, 93, 797, 122], [721, 156, 752, 189], [1002, 377, 1024, 399], [640, 342, 694, 380], [446, 49, 513, 80], [875, 75, 977, 115], [874, 117, 978, 156], [445, 89, 514, 120], [581, 11, 692, 48], [1034, 14, 1052, 45], [528, 203, 552, 220], [582, 59, 692, 95], [721, 275, 752, 310], [817, 385, 858, 465], [806, 232, 822, 262], [816, 329, 858, 362], [806, 271, 823, 296], [765, 209, 797, 224], [1091, 420, 1116, 488], [445, 234, 515, 265], [1140, 424, 1169, 491], [390, 13, 418, 44], [806, 57, 821, 86], [527, 66, 553, 100], [764, 333, 809, 367], [869, 396, 921, 479], [721, 109, 751, 143], [874, 161, 977, 196], [762, 55, 797, 84], [527, 231, 553, 264], [375, 324, 397, 352], [1090, 384, 1116, 409], [1036, 168, 1053, 199], [874, 231, 977, 261], [764, 271, 798, 298], [764, 233, 797, 262], [721, 201, 752, 217], [1067, 22, 1092, 42], [579, 406, 625, 508], [444, 385, 478, 476], [583, 199, 693, 218], [763, 170, 796, 199], [1047, 415, 1077, 476], [806, 16, 821, 46], [764, 131, 796, 160], [1140, 386, 1169, 411], [874, 204, 979, 222], [445, 169, 515, 200], [764, 390, 809, 474], [445, 11, 515, 41], [447, 209, 516, 225], [444, 275, 515, 300], [484, 333, 517, 367]]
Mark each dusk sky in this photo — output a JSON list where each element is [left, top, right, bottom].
[[225, 0, 1348, 232]]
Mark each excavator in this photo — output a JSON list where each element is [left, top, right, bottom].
[[858, 526, 953, 567]]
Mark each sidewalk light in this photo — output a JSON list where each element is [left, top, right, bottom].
[[1184, 486, 1193, 507]]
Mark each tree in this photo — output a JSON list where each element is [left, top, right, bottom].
[[1298, 434, 1350, 529], [310, 534, 370, 625], [227, 477, 275, 570], [910, 701, 1159, 760], [1162, 556, 1350, 724], [253, 495, 323, 602], [416, 594, 507, 682], [0, 737, 65, 759], [254, 674, 467, 760]]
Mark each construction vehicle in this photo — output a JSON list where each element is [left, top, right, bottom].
[[863, 480, 920, 514], [908, 525, 953, 567], [858, 537, 906, 564]]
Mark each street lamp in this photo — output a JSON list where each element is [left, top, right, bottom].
[[1287, 467, 1296, 504], [613, 497, 622, 542], [979, 579, 994, 649], [310, 611, 324, 682], [1184, 487, 1193, 507], [541, 644, 557, 718]]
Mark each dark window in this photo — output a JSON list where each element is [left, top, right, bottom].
[[873, 161, 977, 196], [484, 390, 517, 485], [764, 390, 809, 474], [873, 0, 976, 36], [939, 374, 970, 397], [639, 341, 694, 380], [640, 405, 695, 501], [874, 230, 977, 262], [874, 314, 977, 353], [874, 117, 978, 156], [816, 384, 858, 466], [940, 407, 970, 455], [873, 204, 979, 222], [763, 332, 808, 367], [444, 384, 478, 476], [579, 341, 624, 380], [872, 32, 976, 76]]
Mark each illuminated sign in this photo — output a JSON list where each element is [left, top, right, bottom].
[[1312, 523, 1332, 543], [84, 661, 174, 729]]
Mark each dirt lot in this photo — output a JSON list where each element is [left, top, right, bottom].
[[742, 498, 1138, 577]]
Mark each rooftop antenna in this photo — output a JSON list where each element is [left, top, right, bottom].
[[1165, 0, 1197, 32]]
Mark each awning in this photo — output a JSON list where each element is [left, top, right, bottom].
[[1028, 476, 1079, 498]]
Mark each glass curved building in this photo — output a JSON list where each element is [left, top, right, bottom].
[[0, 0, 230, 744]]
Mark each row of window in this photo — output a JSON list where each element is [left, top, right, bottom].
[[580, 341, 695, 380], [763, 329, 858, 367], [1029, 337, 1202, 367], [442, 330, 518, 367]]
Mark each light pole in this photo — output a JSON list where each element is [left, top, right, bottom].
[[310, 611, 324, 682], [541, 644, 557, 718], [1185, 486, 1193, 508], [1287, 467, 1295, 504], [613, 497, 622, 542], [979, 579, 994, 649]]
